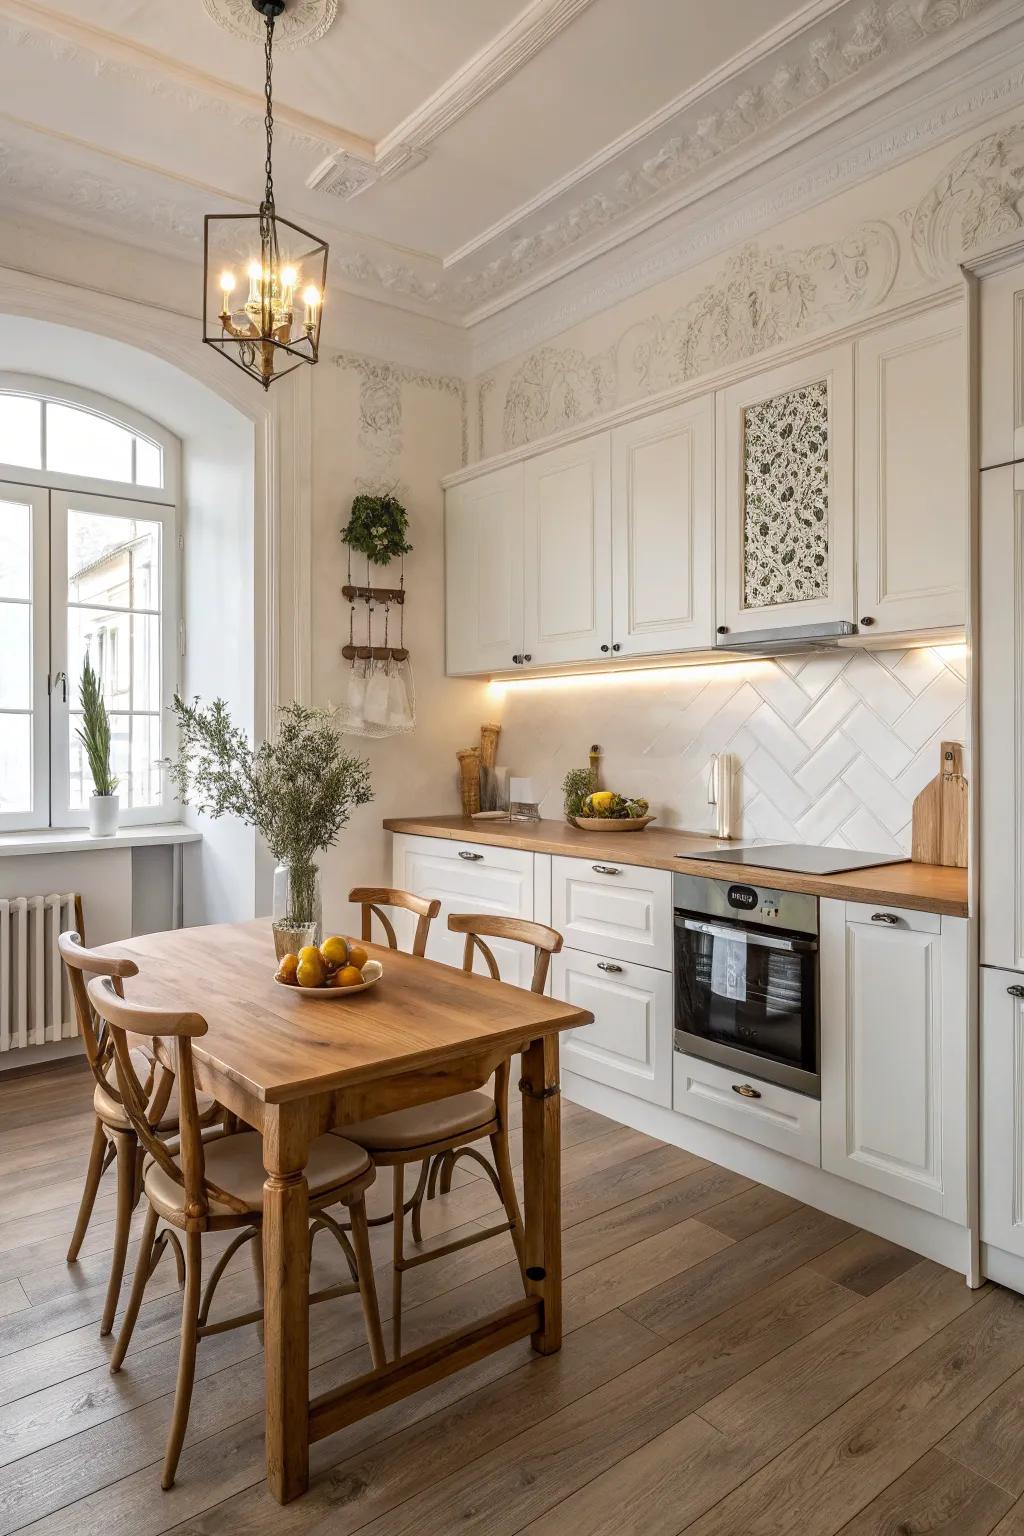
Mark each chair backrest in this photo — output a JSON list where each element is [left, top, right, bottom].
[[349, 887, 441, 959], [58, 928, 140, 1098], [448, 913, 563, 996], [86, 975, 248, 1220]]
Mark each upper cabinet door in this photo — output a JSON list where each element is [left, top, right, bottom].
[[611, 397, 714, 657], [856, 306, 966, 635], [523, 435, 612, 667], [717, 345, 854, 636], [445, 463, 524, 676], [980, 260, 1024, 471]]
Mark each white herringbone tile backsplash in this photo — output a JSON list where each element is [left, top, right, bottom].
[[492, 646, 968, 854]]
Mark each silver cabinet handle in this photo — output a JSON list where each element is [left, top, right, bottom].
[[732, 1083, 762, 1100], [596, 962, 622, 973], [458, 850, 483, 861], [592, 864, 620, 876], [871, 912, 899, 925], [1009, 985, 1024, 998]]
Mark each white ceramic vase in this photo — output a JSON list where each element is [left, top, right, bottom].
[[89, 793, 120, 837]]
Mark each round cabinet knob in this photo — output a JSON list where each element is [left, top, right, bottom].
[[512, 654, 521, 665], [860, 616, 875, 627], [600, 644, 610, 653], [523, 654, 532, 663], [717, 625, 729, 635], [612, 643, 621, 653]]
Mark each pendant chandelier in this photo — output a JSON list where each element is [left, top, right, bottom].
[[202, 0, 328, 390]]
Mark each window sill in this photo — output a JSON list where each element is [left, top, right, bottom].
[[0, 824, 202, 858]]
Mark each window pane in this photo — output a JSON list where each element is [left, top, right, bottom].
[[0, 397, 41, 471], [0, 497, 32, 600], [67, 510, 161, 609], [134, 438, 163, 488], [0, 714, 32, 813], [0, 602, 31, 708], [48, 403, 133, 483], [69, 712, 160, 809], [67, 609, 161, 713]]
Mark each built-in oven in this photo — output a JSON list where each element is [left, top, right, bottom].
[[673, 873, 820, 1097]]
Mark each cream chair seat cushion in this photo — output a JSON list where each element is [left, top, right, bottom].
[[335, 1090, 496, 1153], [143, 1131, 372, 1218], [94, 1050, 216, 1134]]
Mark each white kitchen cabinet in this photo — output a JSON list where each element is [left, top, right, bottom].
[[855, 305, 966, 634], [980, 259, 1024, 471], [390, 833, 535, 985], [552, 855, 672, 971], [673, 1051, 821, 1167], [553, 948, 672, 1106], [523, 434, 612, 667], [445, 463, 524, 675], [610, 398, 714, 656], [981, 966, 1024, 1261], [980, 463, 1024, 971], [820, 899, 967, 1222], [716, 343, 854, 638]]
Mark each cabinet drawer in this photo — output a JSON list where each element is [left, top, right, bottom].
[[845, 902, 940, 936], [552, 855, 672, 970], [553, 948, 672, 1107], [390, 834, 534, 982], [673, 1052, 821, 1167]]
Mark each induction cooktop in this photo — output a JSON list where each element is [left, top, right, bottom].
[[678, 844, 907, 876]]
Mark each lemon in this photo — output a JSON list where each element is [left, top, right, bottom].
[[296, 945, 325, 988], [586, 791, 616, 813], [320, 935, 349, 972]]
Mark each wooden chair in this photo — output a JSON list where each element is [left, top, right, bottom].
[[59, 926, 217, 1337], [348, 886, 441, 959], [334, 912, 563, 1358], [88, 973, 385, 1491]]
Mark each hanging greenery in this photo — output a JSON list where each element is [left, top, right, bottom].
[[341, 492, 412, 566]]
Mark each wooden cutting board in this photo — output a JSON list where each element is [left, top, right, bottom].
[[911, 741, 967, 867]]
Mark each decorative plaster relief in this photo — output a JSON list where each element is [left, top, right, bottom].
[[743, 381, 830, 609], [203, 0, 338, 50], [501, 224, 898, 448], [904, 119, 1024, 277], [335, 353, 467, 484]]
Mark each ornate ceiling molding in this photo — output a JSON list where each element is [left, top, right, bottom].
[[203, 0, 338, 50]]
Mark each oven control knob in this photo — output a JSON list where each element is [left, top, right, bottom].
[[761, 900, 779, 920]]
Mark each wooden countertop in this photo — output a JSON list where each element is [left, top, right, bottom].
[[383, 815, 969, 917]]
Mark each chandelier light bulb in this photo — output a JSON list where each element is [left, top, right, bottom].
[[219, 270, 236, 294]]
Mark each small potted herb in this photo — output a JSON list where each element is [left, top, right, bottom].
[[78, 656, 120, 836]]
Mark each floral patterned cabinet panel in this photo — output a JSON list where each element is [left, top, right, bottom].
[[716, 344, 854, 636]]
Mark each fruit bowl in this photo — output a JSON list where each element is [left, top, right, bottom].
[[571, 815, 656, 833], [275, 958, 383, 999]]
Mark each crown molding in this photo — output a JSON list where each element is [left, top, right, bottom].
[[466, 23, 1024, 373]]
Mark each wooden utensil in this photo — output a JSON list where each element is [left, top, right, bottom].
[[911, 741, 967, 867]]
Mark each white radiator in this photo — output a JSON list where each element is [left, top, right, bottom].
[[0, 894, 80, 1052]]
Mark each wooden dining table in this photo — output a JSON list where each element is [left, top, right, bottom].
[[97, 918, 593, 1503]]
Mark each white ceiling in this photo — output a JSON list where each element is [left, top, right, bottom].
[[0, 0, 1020, 337]]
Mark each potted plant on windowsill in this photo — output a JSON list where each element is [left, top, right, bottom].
[[166, 696, 373, 959], [79, 655, 120, 837]]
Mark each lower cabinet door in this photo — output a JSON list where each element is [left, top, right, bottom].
[[981, 966, 1024, 1260], [820, 900, 967, 1221], [673, 1052, 821, 1167], [390, 834, 535, 985], [552, 948, 672, 1107]]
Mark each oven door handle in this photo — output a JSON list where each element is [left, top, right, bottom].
[[677, 916, 817, 954]]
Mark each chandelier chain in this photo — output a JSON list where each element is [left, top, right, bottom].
[[263, 12, 275, 211]]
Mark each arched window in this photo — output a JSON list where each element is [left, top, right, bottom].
[[0, 377, 180, 830]]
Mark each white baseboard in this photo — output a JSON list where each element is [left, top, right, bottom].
[[563, 1068, 975, 1282], [980, 1243, 1024, 1294]]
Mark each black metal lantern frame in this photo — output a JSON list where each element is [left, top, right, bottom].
[[202, 2, 330, 390]]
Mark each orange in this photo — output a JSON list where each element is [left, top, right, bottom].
[[346, 944, 368, 970], [320, 935, 349, 972], [296, 945, 325, 989], [276, 953, 299, 985], [335, 964, 364, 988]]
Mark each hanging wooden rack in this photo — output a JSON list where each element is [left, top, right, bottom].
[[342, 584, 406, 604], [342, 644, 409, 662]]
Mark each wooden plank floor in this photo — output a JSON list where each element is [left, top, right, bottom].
[[2, 1062, 1024, 1535]]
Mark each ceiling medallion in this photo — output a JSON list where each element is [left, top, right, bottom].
[[203, 0, 338, 50], [202, 0, 329, 389]]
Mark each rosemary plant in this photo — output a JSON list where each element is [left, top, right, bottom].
[[77, 656, 118, 797], [167, 696, 373, 922]]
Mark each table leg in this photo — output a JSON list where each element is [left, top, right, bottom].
[[521, 1035, 561, 1354], [262, 1108, 311, 1504]]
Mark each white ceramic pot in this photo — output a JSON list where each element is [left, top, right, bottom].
[[89, 793, 120, 837]]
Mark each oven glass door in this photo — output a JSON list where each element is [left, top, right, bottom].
[[674, 914, 817, 1075]]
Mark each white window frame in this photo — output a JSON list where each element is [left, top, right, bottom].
[[0, 376, 180, 832]]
